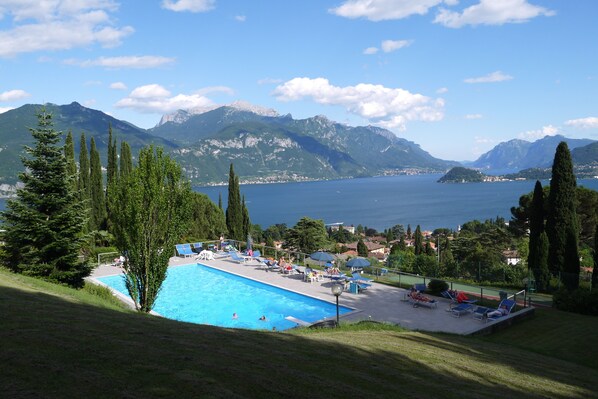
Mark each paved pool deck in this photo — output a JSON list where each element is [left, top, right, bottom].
[[91, 256, 507, 335]]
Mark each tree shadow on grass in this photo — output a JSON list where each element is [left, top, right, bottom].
[[1, 285, 596, 399]]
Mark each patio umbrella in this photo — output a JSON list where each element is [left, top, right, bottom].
[[310, 251, 334, 268], [346, 257, 370, 269]]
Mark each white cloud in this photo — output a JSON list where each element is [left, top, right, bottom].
[[110, 82, 127, 90], [435, 0, 555, 28], [436, 87, 448, 94], [0, 89, 30, 102], [565, 117, 598, 129], [464, 71, 513, 84], [0, 1, 133, 57], [161, 0, 215, 13], [518, 125, 559, 140], [363, 47, 379, 55], [115, 84, 215, 114], [65, 55, 175, 69], [235, 15, 246, 22], [381, 39, 413, 53], [330, 0, 445, 22], [465, 114, 482, 119], [0, 107, 14, 114], [195, 86, 235, 96], [273, 77, 444, 129]]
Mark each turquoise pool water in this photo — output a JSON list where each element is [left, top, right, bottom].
[[97, 263, 352, 331]]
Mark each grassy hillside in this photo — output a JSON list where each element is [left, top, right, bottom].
[[1, 268, 597, 398]]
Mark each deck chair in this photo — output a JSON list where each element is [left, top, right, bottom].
[[175, 244, 194, 258], [351, 273, 373, 282], [228, 251, 251, 264], [472, 306, 490, 321], [414, 283, 427, 293], [191, 242, 203, 253], [450, 303, 474, 317], [441, 290, 477, 309], [407, 290, 438, 308], [348, 281, 371, 294], [485, 299, 516, 322]]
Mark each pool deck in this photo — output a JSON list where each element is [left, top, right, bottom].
[[91, 256, 502, 335]]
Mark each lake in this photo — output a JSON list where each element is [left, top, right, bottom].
[[2, 174, 598, 231]]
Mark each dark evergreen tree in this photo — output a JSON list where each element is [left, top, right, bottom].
[[64, 131, 77, 191], [89, 137, 107, 231], [546, 142, 580, 289], [284, 217, 328, 254], [407, 224, 412, 239], [218, 192, 222, 210], [528, 180, 550, 290], [357, 239, 368, 257], [226, 164, 243, 240], [242, 195, 251, 240], [107, 125, 118, 187], [397, 235, 407, 251], [414, 225, 424, 255], [119, 141, 133, 178], [425, 241, 435, 257], [593, 225, 598, 290], [0, 110, 90, 287], [187, 193, 227, 240], [78, 133, 90, 202]]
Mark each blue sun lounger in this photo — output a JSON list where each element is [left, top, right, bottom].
[[450, 303, 474, 317], [175, 244, 194, 258]]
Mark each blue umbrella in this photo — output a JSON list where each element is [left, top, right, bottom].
[[346, 257, 370, 269], [310, 251, 335, 262]]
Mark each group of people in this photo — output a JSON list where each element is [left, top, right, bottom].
[[232, 312, 267, 321]]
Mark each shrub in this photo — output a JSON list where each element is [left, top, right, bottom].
[[553, 287, 598, 315], [427, 279, 449, 295]]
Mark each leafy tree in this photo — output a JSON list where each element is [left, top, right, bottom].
[[264, 224, 287, 242], [0, 110, 90, 287], [226, 164, 243, 240], [414, 225, 424, 255], [89, 137, 107, 231], [64, 131, 77, 191], [186, 192, 227, 240], [546, 142, 580, 289], [284, 217, 328, 254], [355, 224, 364, 236], [108, 146, 192, 312], [357, 239, 368, 257]]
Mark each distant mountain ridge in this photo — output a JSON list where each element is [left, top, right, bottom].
[[471, 135, 596, 173]]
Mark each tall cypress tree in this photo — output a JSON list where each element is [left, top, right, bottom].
[[218, 192, 222, 210], [414, 225, 424, 255], [89, 137, 107, 231], [120, 141, 133, 178], [546, 142, 580, 290], [64, 131, 77, 191], [0, 110, 90, 287], [226, 164, 243, 240], [528, 180, 550, 290], [107, 124, 118, 187], [78, 133, 90, 202], [592, 224, 598, 290], [242, 195, 251, 240]]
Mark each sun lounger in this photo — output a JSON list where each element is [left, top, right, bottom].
[[175, 244, 194, 258], [450, 303, 474, 317], [485, 299, 516, 322], [351, 273, 373, 283], [191, 242, 203, 253], [407, 291, 438, 309], [472, 306, 490, 321], [228, 251, 251, 264], [348, 281, 371, 294], [441, 290, 477, 310]]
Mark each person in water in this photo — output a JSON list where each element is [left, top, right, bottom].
[[259, 315, 266, 321], [232, 313, 238, 319]]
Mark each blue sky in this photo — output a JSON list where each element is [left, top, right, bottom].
[[1, 0, 597, 161]]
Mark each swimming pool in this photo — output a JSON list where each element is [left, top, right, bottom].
[[97, 263, 352, 331]]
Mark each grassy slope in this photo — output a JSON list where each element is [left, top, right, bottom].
[[1, 268, 597, 399]]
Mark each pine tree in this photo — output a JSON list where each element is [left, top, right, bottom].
[[226, 164, 243, 240], [64, 131, 77, 191], [119, 141, 133, 178], [218, 193, 222, 210], [414, 225, 424, 255], [0, 110, 90, 287], [546, 142, 580, 289], [407, 224, 412, 239], [89, 137, 107, 231]]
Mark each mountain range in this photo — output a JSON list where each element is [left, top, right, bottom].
[[0, 102, 597, 189]]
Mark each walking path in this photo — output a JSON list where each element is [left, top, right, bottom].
[[91, 256, 513, 335]]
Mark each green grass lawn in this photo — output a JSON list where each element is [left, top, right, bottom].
[[1, 268, 597, 398]]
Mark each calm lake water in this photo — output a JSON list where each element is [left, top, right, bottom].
[[2, 174, 598, 231]]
